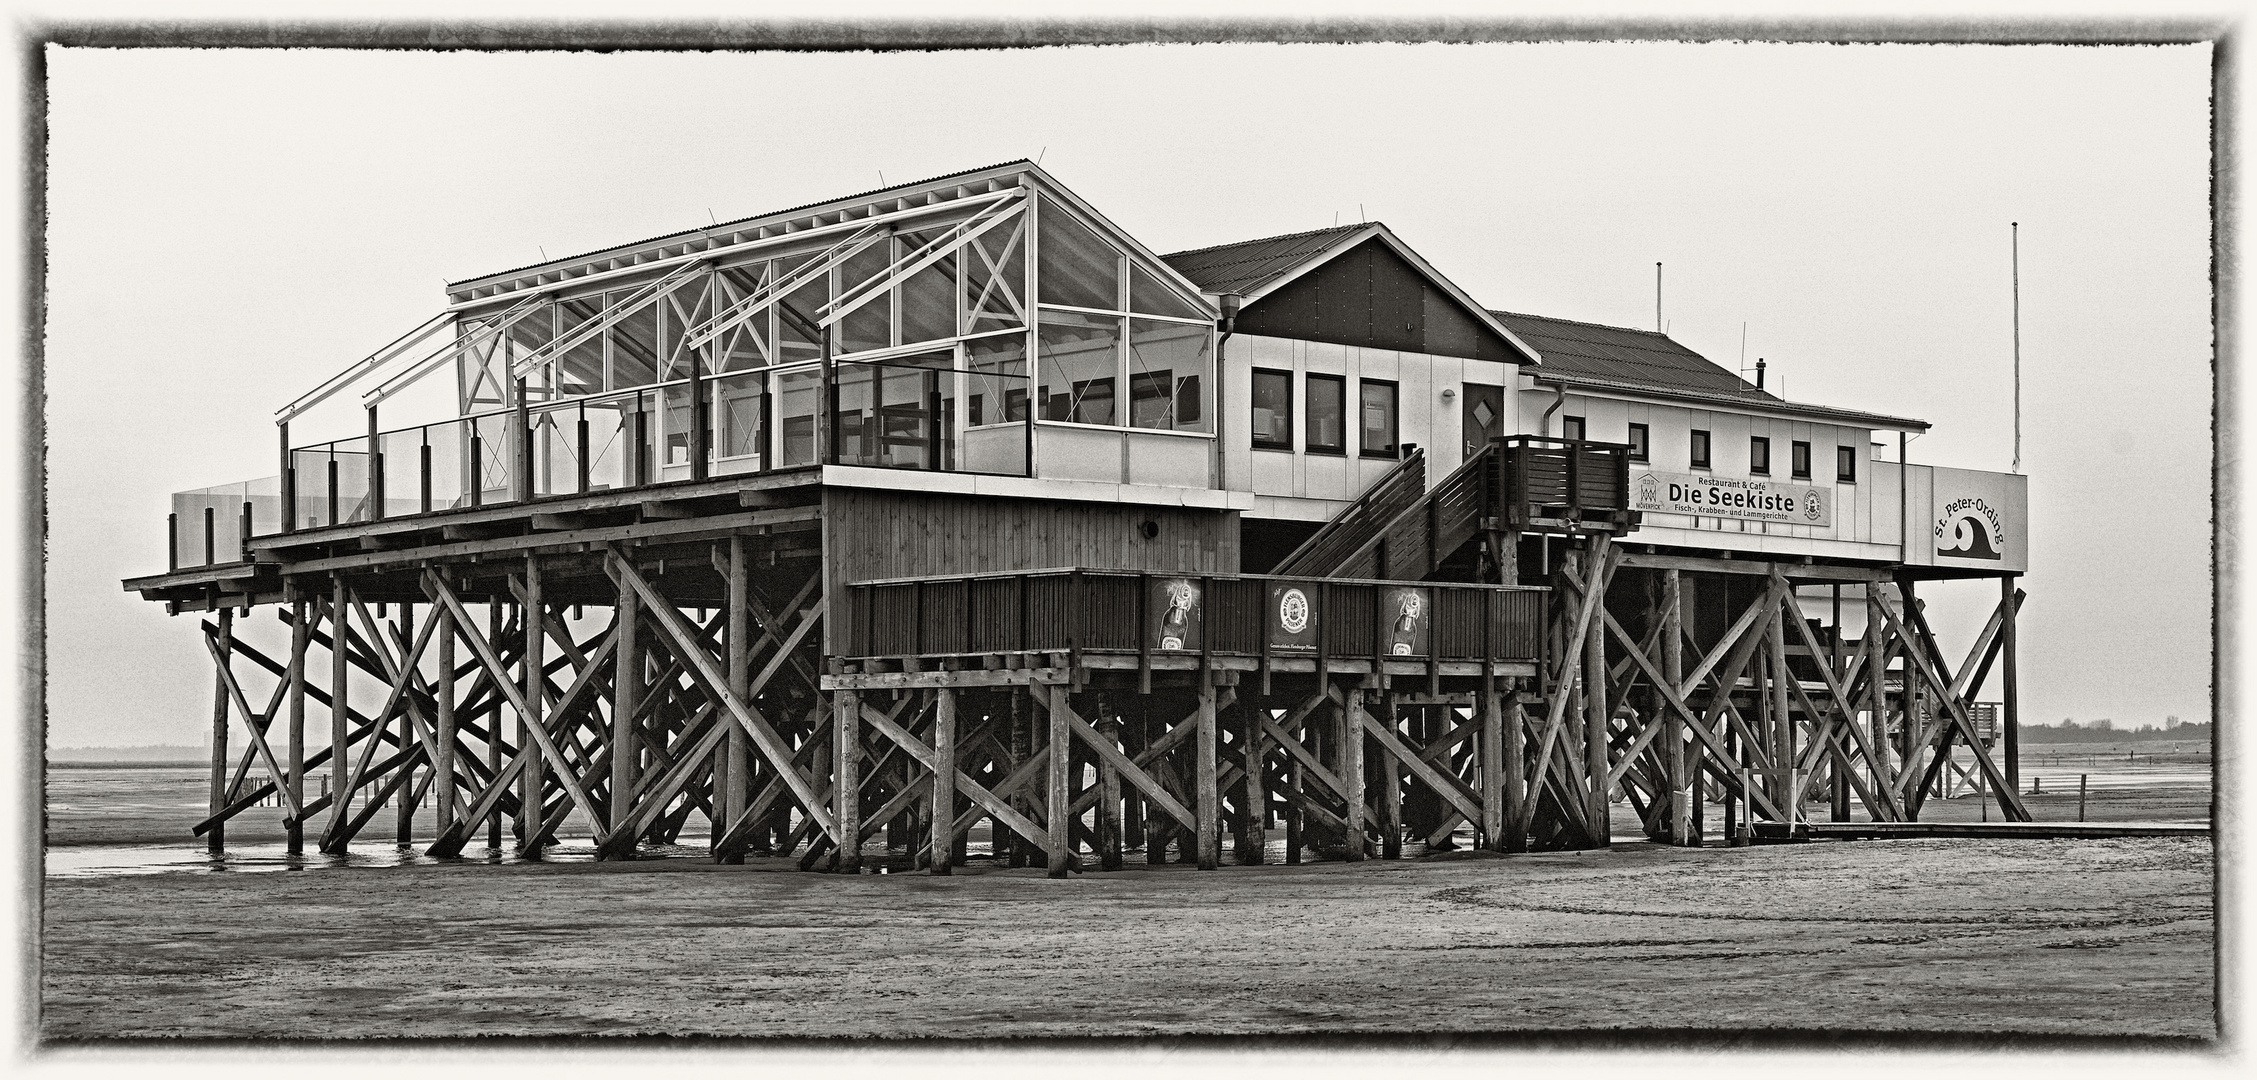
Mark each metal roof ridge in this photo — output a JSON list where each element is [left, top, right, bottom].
[[448, 159, 1036, 289], [1543, 371, 1930, 430], [1159, 222, 1371, 260], [1488, 308, 1673, 338]]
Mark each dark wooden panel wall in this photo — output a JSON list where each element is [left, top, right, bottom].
[[1233, 237, 1518, 364], [823, 488, 1240, 654]]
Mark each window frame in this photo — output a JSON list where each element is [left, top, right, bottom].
[[1791, 440, 1812, 480], [1690, 429, 1712, 470], [1837, 445, 1858, 483], [1749, 435, 1771, 476], [1626, 422, 1650, 463], [1304, 373, 1348, 455], [1561, 415, 1586, 442], [1250, 367, 1294, 451], [1357, 378, 1400, 458]]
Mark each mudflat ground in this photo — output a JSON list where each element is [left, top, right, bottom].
[[41, 835, 2212, 1042], [39, 752, 2215, 1043]]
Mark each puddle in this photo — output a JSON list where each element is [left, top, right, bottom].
[[42, 839, 714, 878]]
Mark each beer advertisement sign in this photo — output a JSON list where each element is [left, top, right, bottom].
[[1267, 581, 1320, 653], [1148, 577, 1203, 652], [1379, 585, 1430, 657], [1633, 470, 1833, 527]]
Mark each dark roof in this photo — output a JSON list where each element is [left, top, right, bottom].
[[451, 160, 1033, 289], [1160, 224, 1367, 297], [1489, 310, 1769, 398], [1491, 309, 1927, 431]]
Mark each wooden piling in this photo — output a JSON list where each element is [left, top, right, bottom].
[[207, 608, 233, 855], [1237, 695, 1265, 865], [1046, 684, 1073, 878], [1341, 685, 1366, 862], [1097, 702, 1123, 871], [930, 687, 956, 876], [835, 688, 862, 873], [521, 560, 545, 854], [435, 602, 457, 836], [722, 538, 750, 863], [285, 594, 308, 856], [328, 577, 351, 843], [1195, 678, 1221, 870]]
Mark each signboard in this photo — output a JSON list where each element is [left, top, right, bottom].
[[1267, 581, 1319, 653], [1380, 585, 1430, 657], [1632, 470, 1833, 527], [1148, 576, 1203, 652], [1913, 466, 2029, 572]]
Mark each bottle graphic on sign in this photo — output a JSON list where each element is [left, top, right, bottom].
[[1389, 591, 1421, 656], [1159, 580, 1197, 650]]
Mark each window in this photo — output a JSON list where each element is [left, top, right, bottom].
[[1750, 436, 1771, 476], [1690, 429, 1711, 470], [1837, 445, 1857, 483], [1561, 415, 1586, 442], [1627, 422, 1649, 462], [1306, 374, 1346, 453], [1127, 318, 1210, 432], [1791, 440, 1811, 480], [1251, 369, 1293, 449], [1037, 309, 1121, 424], [1359, 379, 1399, 457]]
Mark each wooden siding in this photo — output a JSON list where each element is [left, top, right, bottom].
[[823, 488, 1239, 653], [1233, 238, 1518, 364]]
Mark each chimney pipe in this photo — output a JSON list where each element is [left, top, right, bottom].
[[1756, 357, 1766, 390]]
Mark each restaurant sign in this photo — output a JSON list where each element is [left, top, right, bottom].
[[1632, 470, 1833, 528]]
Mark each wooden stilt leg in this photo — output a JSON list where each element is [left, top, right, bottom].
[[1097, 703, 1123, 871], [1341, 685, 1366, 862], [1046, 685, 1073, 878], [1285, 713, 1305, 864], [1583, 567, 1610, 847], [520, 561, 545, 854], [836, 689, 862, 874], [285, 595, 309, 856], [1237, 696, 1265, 865], [1662, 570, 1690, 845], [1479, 677, 1504, 853], [721, 539, 750, 863], [1503, 684, 1527, 853], [2002, 574, 2021, 791], [327, 579, 351, 845], [1194, 678, 1221, 870], [434, 603, 457, 838], [611, 583, 639, 851], [930, 687, 956, 876], [208, 609, 234, 855], [1379, 695, 1403, 860], [1121, 704, 1146, 854]]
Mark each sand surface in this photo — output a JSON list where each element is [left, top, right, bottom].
[[41, 834, 2213, 1041]]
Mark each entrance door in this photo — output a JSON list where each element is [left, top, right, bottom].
[[1461, 383, 1504, 459]]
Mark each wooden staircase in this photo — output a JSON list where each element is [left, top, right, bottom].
[[1271, 437, 1639, 583]]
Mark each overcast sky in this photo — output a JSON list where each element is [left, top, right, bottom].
[[40, 40, 2211, 746]]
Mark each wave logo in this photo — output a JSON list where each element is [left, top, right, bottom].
[[1934, 497, 2004, 560]]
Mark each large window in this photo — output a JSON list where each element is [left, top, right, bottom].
[[1359, 379, 1398, 457], [1690, 429, 1712, 470], [1034, 198, 1215, 435], [1306, 374, 1346, 454], [1037, 309, 1121, 424], [1750, 436, 1771, 476], [1251, 369, 1292, 449]]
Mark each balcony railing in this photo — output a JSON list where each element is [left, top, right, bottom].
[[844, 568, 1548, 667]]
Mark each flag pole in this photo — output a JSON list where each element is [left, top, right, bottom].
[[2012, 222, 2021, 474]]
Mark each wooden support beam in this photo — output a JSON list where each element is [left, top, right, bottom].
[[1045, 685, 1074, 877], [1339, 685, 1366, 861], [836, 688, 863, 872], [1194, 678, 1221, 870], [929, 688, 956, 875]]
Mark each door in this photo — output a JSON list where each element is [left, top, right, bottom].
[[1461, 383, 1504, 460]]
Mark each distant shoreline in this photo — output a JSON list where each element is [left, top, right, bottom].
[[47, 760, 204, 770]]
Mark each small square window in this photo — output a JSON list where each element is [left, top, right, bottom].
[[1306, 374, 1346, 454], [1837, 445, 1857, 483], [1627, 422, 1650, 462], [1562, 415, 1586, 442], [1791, 440, 1812, 480], [1750, 436, 1771, 476], [1690, 429, 1711, 470]]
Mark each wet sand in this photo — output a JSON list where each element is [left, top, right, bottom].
[[39, 753, 2216, 1042]]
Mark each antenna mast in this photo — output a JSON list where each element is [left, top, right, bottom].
[[1655, 262, 1663, 332], [2012, 222, 2022, 474]]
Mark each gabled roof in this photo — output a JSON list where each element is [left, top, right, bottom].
[[1491, 309, 1928, 432], [1163, 224, 1542, 366], [1162, 225, 1367, 298]]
